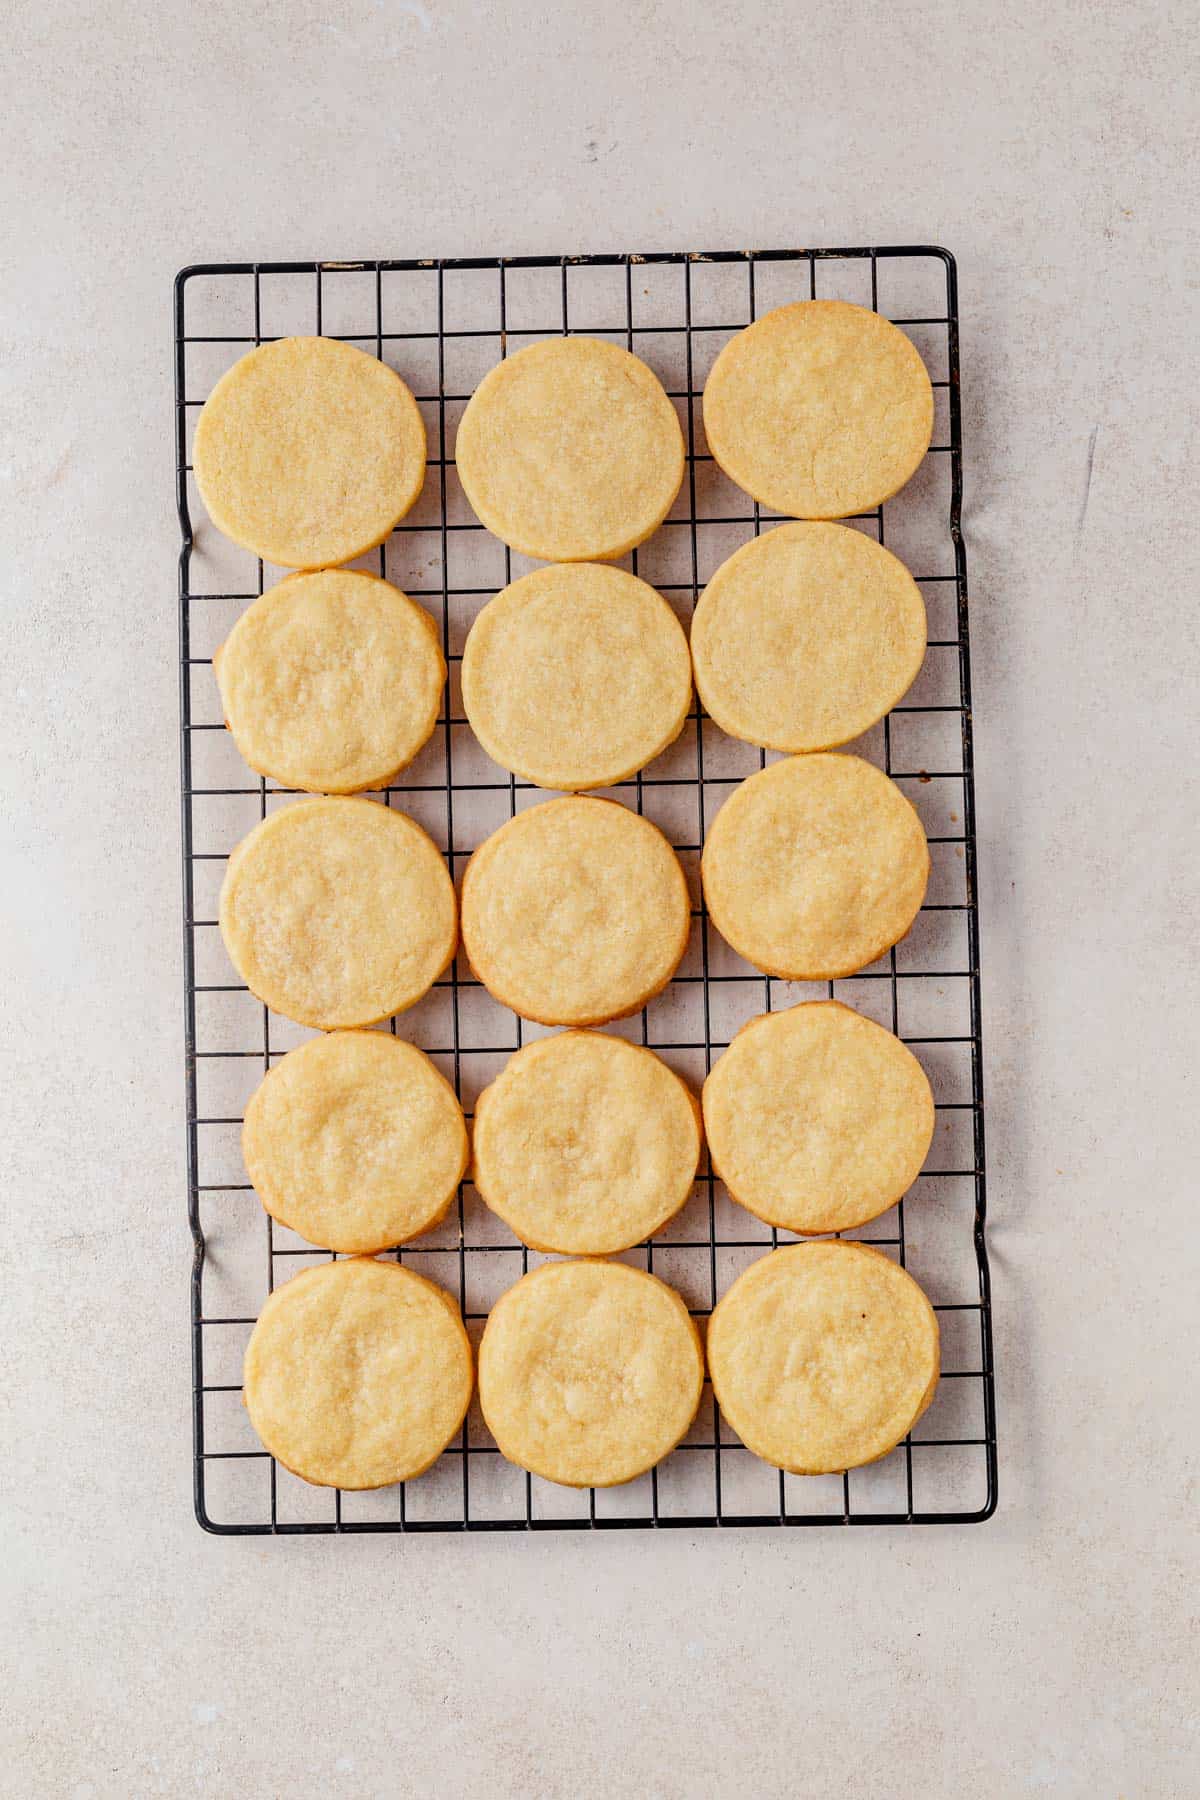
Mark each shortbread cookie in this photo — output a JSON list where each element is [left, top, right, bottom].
[[707, 1242, 939, 1474], [219, 796, 456, 1029], [455, 336, 685, 560], [702, 1002, 934, 1234], [461, 564, 691, 790], [478, 1260, 704, 1487], [473, 1032, 701, 1254], [461, 797, 690, 1025], [243, 1031, 468, 1253], [701, 754, 928, 979], [214, 570, 444, 794], [703, 301, 933, 519], [690, 522, 926, 752], [243, 1258, 472, 1489], [193, 336, 426, 568]]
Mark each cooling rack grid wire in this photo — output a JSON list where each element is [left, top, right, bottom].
[[176, 246, 997, 1533]]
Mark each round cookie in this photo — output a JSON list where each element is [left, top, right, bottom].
[[702, 1001, 934, 1235], [461, 564, 692, 790], [219, 796, 457, 1029], [214, 570, 445, 794], [477, 1260, 704, 1487], [193, 335, 426, 568], [454, 336, 685, 561], [243, 1031, 468, 1253], [461, 797, 690, 1026], [473, 1032, 701, 1254], [690, 522, 926, 752], [243, 1258, 473, 1489], [701, 754, 928, 980], [703, 300, 934, 519], [707, 1242, 939, 1474]]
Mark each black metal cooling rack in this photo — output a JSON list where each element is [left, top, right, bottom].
[[176, 246, 997, 1534]]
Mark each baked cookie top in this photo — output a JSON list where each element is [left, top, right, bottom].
[[460, 796, 690, 1026], [219, 796, 457, 1029], [193, 336, 426, 568], [473, 1031, 701, 1254], [701, 753, 928, 980], [461, 563, 692, 790], [214, 570, 445, 794], [243, 1030, 468, 1254], [455, 336, 684, 561], [243, 1258, 473, 1489], [690, 522, 926, 752], [706, 1242, 939, 1475], [702, 1001, 934, 1235], [477, 1259, 704, 1487], [703, 301, 933, 519]]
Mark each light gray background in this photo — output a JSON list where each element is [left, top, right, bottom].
[[3, 1, 1198, 1795]]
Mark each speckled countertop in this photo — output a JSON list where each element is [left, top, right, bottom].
[[3, 2, 1198, 1794]]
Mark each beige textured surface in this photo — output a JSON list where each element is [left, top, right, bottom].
[[690, 521, 927, 752], [5, 6, 1200, 1795], [461, 563, 692, 789], [219, 796, 457, 1028], [243, 1258, 473, 1488], [478, 1260, 704, 1486], [214, 570, 444, 793], [702, 753, 929, 979], [242, 1031, 468, 1253], [193, 336, 426, 568], [708, 1242, 940, 1474], [455, 335, 684, 560], [703, 1001, 935, 1235], [461, 796, 690, 1024], [473, 1031, 701, 1253], [703, 301, 934, 518]]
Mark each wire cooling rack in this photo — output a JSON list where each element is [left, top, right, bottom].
[[176, 246, 997, 1533]]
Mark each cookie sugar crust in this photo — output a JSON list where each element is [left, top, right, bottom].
[[460, 796, 690, 1026], [702, 1001, 934, 1235], [690, 521, 926, 753], [455, 335, 684, 561], [194, 335, 426, 569], [473, 1032, 701, 1254], [243, 1031, 468, 1253], [243, 1258, 473, 1489], [707, 1242, 939, 1475], [219, 796, 457, 1030], [478, 1260, 704, 1487], [461, 563, 691, 790], [214, 570, 444, 794], [701, 753, 928, 980], [703, 300, 933, 520]]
